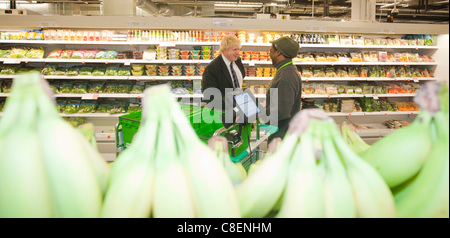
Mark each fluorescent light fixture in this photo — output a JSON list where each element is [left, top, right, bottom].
[[214, 3, 263, 8]]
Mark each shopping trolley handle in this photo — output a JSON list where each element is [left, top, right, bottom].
[[212, 124, 239, 137]]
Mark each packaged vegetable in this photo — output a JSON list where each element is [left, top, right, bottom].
[[10, 48, 28, 58], [48, 80, 59, 94], [88, 81, 105, 93], [47, 49, 63, 58], [79, 66, 94, 75], [71, 81, 88, 94], [59, 81, 73, 93], [78, 101, 98, 113], [60, 50, 74, 59], [105, 67, 118, 76], [0, 49, 11, 58], [0, 66, 18, 75], [130, 84, 145, 94], [66, 67, 79, 76], [64, 100, 81, 114], [1, 80, 12, 93], [24, 48, 44, 59], [41, 65, 57, 75], [92, 67, 106, 76], [118, 67, 132, 76], [53, 67, 68, 76]]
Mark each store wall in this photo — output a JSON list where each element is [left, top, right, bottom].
[[434, 34, 450, 85]]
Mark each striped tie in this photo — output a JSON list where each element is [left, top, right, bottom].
[[230, 62, 240, 89]]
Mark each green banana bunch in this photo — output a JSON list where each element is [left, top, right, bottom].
[[209, 136, 247, 186], [359, 81, 448, 190], [358, 111, 433, 188], [329, 122, 397, 218], [392, 83, 449, 218], [275, 129, 326, 218], [318, 120, 358, 218], [245, 109, 395, 218], [340, 121, 371, 154], [101, 84, 240, 218], [0, 72, 110, 218], [235, 133, 298, 218]]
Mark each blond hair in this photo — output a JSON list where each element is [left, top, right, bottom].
[[219, 34, 241, 54]]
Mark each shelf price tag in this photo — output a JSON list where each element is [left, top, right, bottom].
[[248, 62, 255, 67], [160, 42, 176, 47], [306, 25, 326, 32], [124, 60, 131, 66], [413, 78, 419, 83], [82, 94, 99, 100], [373, 94, 379, 100], [128, 21, 145, 27]]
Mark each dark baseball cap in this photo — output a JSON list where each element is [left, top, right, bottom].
[[271, 36, 300, 58]]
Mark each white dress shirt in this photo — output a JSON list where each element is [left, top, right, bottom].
[[221, 54, 243, 89]]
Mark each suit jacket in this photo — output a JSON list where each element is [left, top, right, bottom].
[[201, 54, 245, 107]]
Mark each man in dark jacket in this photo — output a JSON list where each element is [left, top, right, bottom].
[[265, 36, 302, 143], [202, 34, 245, 111]]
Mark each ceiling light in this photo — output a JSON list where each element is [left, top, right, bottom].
[[214, 3, 263, 8]]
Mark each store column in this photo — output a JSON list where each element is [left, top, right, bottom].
[[351, 0, 376, 22], [103, 0, 136, 16]]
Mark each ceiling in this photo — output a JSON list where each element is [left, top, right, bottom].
[[5, 0, 449, 24]]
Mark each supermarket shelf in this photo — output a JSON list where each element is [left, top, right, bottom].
[[0, 111, 420, 118], [0, 40, 438, 50], [0, 111, 419, 119], [0, 58, 438, 66], [0, 75, 202, 80], [0, 92, 418, 99], [0, 74, 436, 82], [293, 62, 438, 66], [363, 111, 419, 116], [244, 77, 272, 81], [302, 94, 366, 98], [128, 76, 202, 81], [44, 75, 129, 80], [365, 77, 436, 82], [299, 44, 439, 50], [51, 93, 203, 99], [356, 128, 397, 137], [327, 112, 365, 117], [60, 113, 125, 118]]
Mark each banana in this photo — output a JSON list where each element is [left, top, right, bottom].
[[219, 150, 247, 186], [210, 137, 247, 185], [101, 93, 161, 218], [235, 133, 298, 218], [393, 112, 449, 218], [100, 142, 155, 218], [276, 132, 326, 218], [36, 114, 104, 218], [319, 119, 357, 218], [331, 124, 397, 218], [247, 158, 262, 176], [72, 128, 111, 196], [393, 137, 449, 218], [359, 111, 433, 188], [152, 107, 196, 218], [341, 121, 371, 154], [0, 94, 54, 218], [176, 124, 241, 218], [164, 85, 240, 218]]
